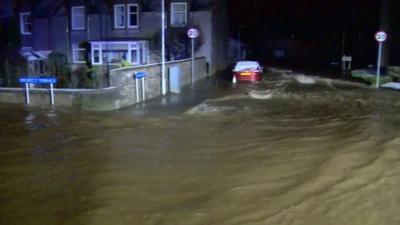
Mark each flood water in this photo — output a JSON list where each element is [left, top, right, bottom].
[[1, 75, 400, 225]]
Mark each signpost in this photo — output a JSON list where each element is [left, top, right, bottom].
[[375, 31, 387, 88], [161, 0, 166, 95], [134, 72, 146, 103], [187, 28, 200, 85], [19, 77, 57, 105]]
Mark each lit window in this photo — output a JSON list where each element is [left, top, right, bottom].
[[114, 4, 126, 28], [71, 6, 85, 30], [171, 3, 187, 27], [127, 4, 139, 28], [72, 43, 86, 63], [20, 12, 32, 35]]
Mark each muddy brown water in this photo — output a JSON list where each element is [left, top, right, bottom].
[[1, 77, 400, 225]]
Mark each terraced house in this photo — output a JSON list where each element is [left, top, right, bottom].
[[11, 0, 229, 87]]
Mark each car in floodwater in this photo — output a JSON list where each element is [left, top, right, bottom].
[[233, 61, 263, 82]]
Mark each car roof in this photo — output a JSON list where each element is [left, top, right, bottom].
[[233, 61, 261, 71]]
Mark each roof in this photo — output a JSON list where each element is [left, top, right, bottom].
[[33, 0, 64, 17], [22, 50, 52, 61]]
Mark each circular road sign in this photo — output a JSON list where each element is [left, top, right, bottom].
[[187, 28, 199, 39], [375, 31, 387, 42]]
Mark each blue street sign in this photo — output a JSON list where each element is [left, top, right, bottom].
[[135, 72, 146, 79], [19, 77, 58, 84]]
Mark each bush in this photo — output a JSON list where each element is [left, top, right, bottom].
[[47, 52, 71, 88]]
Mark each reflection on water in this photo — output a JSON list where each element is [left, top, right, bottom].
[[1, 77, 400, 225]]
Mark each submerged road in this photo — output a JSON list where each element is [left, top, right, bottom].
[[1, 74, 400, 225]]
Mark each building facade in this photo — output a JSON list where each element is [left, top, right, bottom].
[[10, 0, 229, 82]]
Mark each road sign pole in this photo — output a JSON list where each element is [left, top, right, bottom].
[[135, 78, 139, 103], [19, 76, 57, 105], [191, 38, 195, 85], [161, 0, 166, 95], [187, 28, 199, 85], [142, 78, 145, 101], [376, 42, 383, 89], [374, 31, 387, 89], [25, 83, 30, 104], [50, 83, 55, 105]]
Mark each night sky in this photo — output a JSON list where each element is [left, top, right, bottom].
[[228, 0, 400, 68]]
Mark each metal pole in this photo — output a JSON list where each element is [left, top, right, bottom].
[[191, 38, 195, 85], [50, 83, 54, 105], [66, 19, 71, 63], [142, 78, 145, 101], [25, 83, 30, 104], [161, 0, 167, 95], [135, 78, 139, 103], [376, 42, 383, 89]]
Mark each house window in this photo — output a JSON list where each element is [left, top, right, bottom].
[[130, 49, 138, 64], [127, 4, 139, 28], [92, 44, 102, 65], [171, 2, 187, 27], [71, 6, 85, 30], [129, 43, 139, 65], [114, 4, 139, 29], [114, 4, 126, 28], [72, 43, 86, 63], [20, 12, 32, 35], [103, 43, 129, 64], [90, 41, 148, 66], [103, 50, 128, 64]]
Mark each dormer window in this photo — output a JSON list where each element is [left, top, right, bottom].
[[171, 2, 187, 27], [114, 4, 139, 29], [20, 12, 32, 35], [71, 6, 85, 30]]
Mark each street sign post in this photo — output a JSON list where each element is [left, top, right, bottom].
[[187, 28, 200, 85], [134, 72, 147, 103], [375, 31, 387, 88], [161, 0, 166, 96], [19, 77, 57, 105]]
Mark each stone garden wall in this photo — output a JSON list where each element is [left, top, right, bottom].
[[0, 57, 208, 111], [109, 57, 208, 109]]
